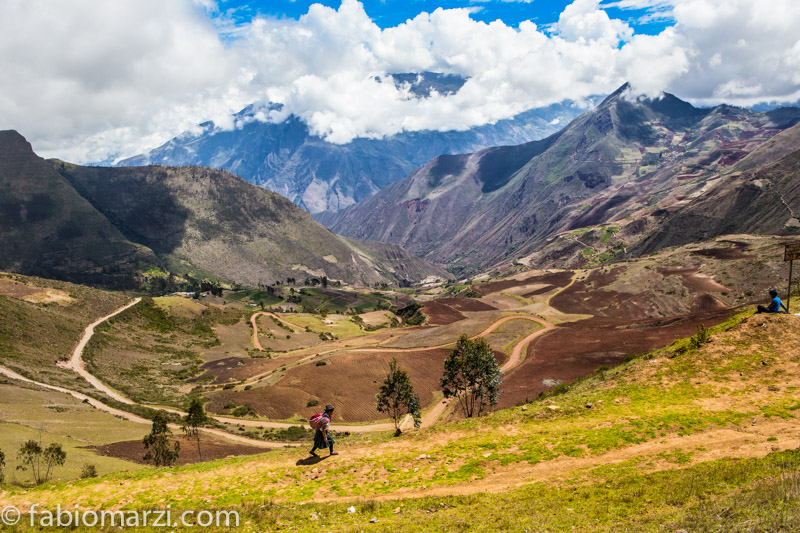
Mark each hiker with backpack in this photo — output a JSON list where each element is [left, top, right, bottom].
[[309, 404, 338, 457]]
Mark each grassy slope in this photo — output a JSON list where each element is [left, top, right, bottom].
[[0, 381, 146, 486], [3, 310, 799, 531], [0, 272, 129, 394]]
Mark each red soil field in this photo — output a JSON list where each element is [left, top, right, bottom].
[[435, 298, 497, 312], [192, 356, 302, 384], [679, 274, 728, 293], [208, 348, 505, 422], [422, 301, 466, 325], [0, 279, 40, 298], [494, 309, 732, 410], [88, 436, 266, 466], [691, 294, 728, 313], [473, 271, 573, 296], [549, 267, 660, 319], [522, 285, 557, 297], [690, 241, 755, 260], [658, 265, 701, 276]]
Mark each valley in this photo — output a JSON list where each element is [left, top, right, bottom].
[[2, 82, 800, 532], [1, 232, 793, 481]]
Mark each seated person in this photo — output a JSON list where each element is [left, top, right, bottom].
[[756, 290, 788, 313]]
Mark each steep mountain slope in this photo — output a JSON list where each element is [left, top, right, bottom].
[[320, 85, 800, 274], [119, 100, 587, 213], [0, 130, 157, 286], [0, 131, 446, 287], [52, 162, 447, 286], [634, 122, 800, 255]]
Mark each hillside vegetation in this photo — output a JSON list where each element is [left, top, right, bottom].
[[2, 310, 799, 531], [0, 130, 447, 289]]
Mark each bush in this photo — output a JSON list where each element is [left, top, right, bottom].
[[307, 399, 319, 407], [222, 383, 235, 390], [689, 324, 711, 350], [232, 406, 256, 417], [223, 402, 237, 409], [80, 464, 97, 479], [315, 360, 328, 367]]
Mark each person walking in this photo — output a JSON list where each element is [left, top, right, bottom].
[[309, 404, 338, 457]]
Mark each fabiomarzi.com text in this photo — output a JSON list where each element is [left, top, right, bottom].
[[2, 504, 239, 528]]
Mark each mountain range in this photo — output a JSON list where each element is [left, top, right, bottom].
[[0, 130, 446, 288], [118, 73, 591, 214], [317, 84, 800, 275]]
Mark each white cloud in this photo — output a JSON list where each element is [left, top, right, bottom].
[[1, 0, 799, 163]]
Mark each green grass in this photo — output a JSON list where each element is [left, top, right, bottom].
[[5, 450, 799, 532], [0, 383, 146, 486]]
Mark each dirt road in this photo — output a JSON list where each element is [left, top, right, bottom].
[[60, 298, 142, 404], [0, 364, 287, 448], [49, 299, 556, 434], [250, 311, 304, 350]]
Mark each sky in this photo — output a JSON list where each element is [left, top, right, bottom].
[[1, 0, 799, 163]]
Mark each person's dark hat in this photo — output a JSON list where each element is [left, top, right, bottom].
[[325, 404, 335, 411]]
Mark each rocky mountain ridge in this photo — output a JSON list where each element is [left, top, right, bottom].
[[318, 84, 800, 274], [119, 95, 590, 213]]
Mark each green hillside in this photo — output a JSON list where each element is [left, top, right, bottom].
[[0, 131, 157, 287], [2, 308, 799, 531], [0, 130, 447, 290]]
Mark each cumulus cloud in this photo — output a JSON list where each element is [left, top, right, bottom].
[[1, 0, 799, 162]]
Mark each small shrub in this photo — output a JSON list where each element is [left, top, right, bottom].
[[689, 324, 711, 350], [315, 360, 328, 367], [80, 464, 97, 479], [232, 406, 256, 417], [222, 383, 235, 390], [223, 402, 237, 409], [307, 399, 319, 407]]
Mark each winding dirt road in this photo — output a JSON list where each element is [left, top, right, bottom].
[[251, 311, 305, 350], [0, 363, 287, 448], [61, 298, 141, 404], [6, 296, 558, 441]]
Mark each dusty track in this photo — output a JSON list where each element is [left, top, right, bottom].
[[251, 311, 303, 350], [0, 364, 286, 448], [15, 295, 555, 437], [61, 298, 142, 404]]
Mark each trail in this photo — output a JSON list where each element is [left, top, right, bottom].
[[250, 311, 304, 351], [47, 289, 561, 435], [60, 298, 142, 404], [0, 364, 287, 449]]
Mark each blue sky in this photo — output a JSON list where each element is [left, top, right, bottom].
[[216, 0, 672, 35]]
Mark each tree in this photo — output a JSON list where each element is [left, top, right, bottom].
[[441, 335, 503, 418], [143, 412, 180, 467], [17, 440, 66, 484], [376, 358, 421, 435], [182, 398, 207, 461], [0, 449, 5, 484]]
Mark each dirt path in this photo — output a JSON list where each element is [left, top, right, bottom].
[[0, 364, 287, 448], [60, 298, 142, 404], [250, 311, 305, 350], [351, 420, 800, 503], [50, 298, 558, 435]]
